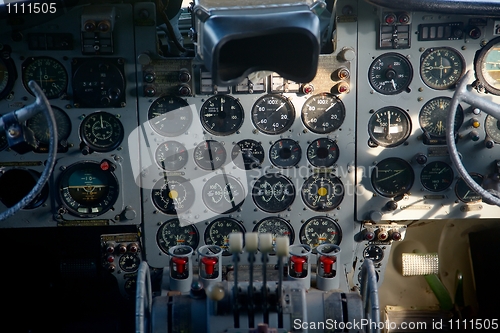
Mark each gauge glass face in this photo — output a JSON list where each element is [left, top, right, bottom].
[[475, 37, 500, 95], [420, 161, 454, 192], [251, 94, 295, 134], [368, 52, 413, 95], [307, 138, 339, 167], [204, 218, 245, 256], [0, 58, 15, 100], [22, 56, 68, 99], [485, 115, 500, 143], [301, 93, 345, 134], [119, 253, 141, 272], [155, 141, 188, 171], [231, 139, 264, 170], [269, 139, 301, 168], [194, 140, 227, 170], [0, 60, 8, 94], [152, 176, 195, 214], [59, 162, 119, 217], [202, 174, 245, 214], [148, 96, 192, 136], [455, 173, 483, 203], [368, 106, 411, 147], [301, 173, 344, 212], [157, 218, 199, 254], [419, 97, 463, 139], [253, 217, 294, 250], [26, 105, 71, 146], [80, 111, 124, 152], [200, 95, 244, 135], [371, 157, 414, 197], [252, 173, 295, 213], [420, 47, 465, 90], [299, 216, 342, 249], [362, 245, 384, 263]]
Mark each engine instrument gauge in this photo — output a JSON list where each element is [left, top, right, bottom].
[[253, 217, 294, 248], [368, 52, 413, 95], [252, 173, 295, 213], [485, 115, 500, 143], [22, 56, 68, 99], [420, 161, 454, 192], [26, 105, 71, 149], [419, 97, 464, 139], [455, 173, 483, 203], [420, 47, 465, 90], [474, 36, 500, 95], [148, 95, 192, 136], [0, 56, 16, 100], [371, 157, 414, 197], [301, 173, 344, 212], [194, 140, 227, 170], [156, 218, 199, 254], [119, 253, 141, 272], [368, 106, 411, 147], [299, 216, 342, 248], [306, 138, 339, 167], [80, 111, 124, 152], [251, 94, 295, 134], [269, 139, 301, 168], [301, 93, 345, 134], [363, 245, 384, 263], [231, 139, 264, 170], [58, 161, 119, 217], [155, 141, 188, 171], [200, 95, 244, 135], [204, 217, 245, 256], [151, 176, 195, 214], [202, 174, 245, 214]]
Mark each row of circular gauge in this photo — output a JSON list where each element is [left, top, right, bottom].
[[371, 157, 481, 202], [148, 93, 346, 137], [368, 40, 500, 95], [156, 216, 342, 256]]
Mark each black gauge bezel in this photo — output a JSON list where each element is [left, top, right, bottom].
[[368, 106, 412, 148], [418, 96, 464, 139], [306, 138, 340, 168], [79, 111, 124, 152], [194, 140, 227, 170], [454, 172, 483, 203], [253, 216, 295, 245], [368, 52, 413, 95], [301, 173, 345, 212], [251, 94, 295, 134], [484, 115, 500, 143], [154, 141, 189, 171], [299, 216, 342, 248], [252, 173, 295, 213], [118, 253, 141, 272], [420, 160, 454, 192], [156, 218, 200, 254], [204, 217, 245, 256], [231, 139, 265, 170], [21, 56, 68, 99], [200, 94, 244, 136], [26, 105, 72, 152], [474, 36, 500, 95], [151, 176, 195, 215], [269, 139, 302, 168], [420, 47, 466, 90], [147, 95, 192, 137], [371, 157, 414, 198], [301, 93, 346, 134], [0, 54, 17, 101], [362, 245, 384, 263], [202, 174, 245, 214], [58, 161, 119, 217]]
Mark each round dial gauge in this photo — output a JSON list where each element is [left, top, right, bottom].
[[371, 157, 414, 197], [419, 97, 464, 138], [368, 106, 411, 147], [26, 105, 71, 146], [301, 93, 346, 134], [231, 139, 265, 170], [420, 47, 465, 90], [253, 217, 295, 248], [474, 36, 500, 95], [252, 173, 295, 213], [155, 141, 188, 171], [152, 176, 195, 214], [119, 253, 141, 272], [58, 161, 119, 217], [148, 96, 192, 136], [307, 138, 339, 167], [204, 217, 245, 256], [368, 52, 413, 95], [200, 95, 244, 135], [80, 111, 124, 152], [301, 173, 344, 212], [194, 140, 227, 170], [485, 115, 500, 143], [202, 174, 245, 214], [0, 56, 16, 100], [455, 173, 483, 203], [363, 245, 384, 263], [269, 139, 301, 168], [299, 216, 342, 248], [251, 94, 295, 134], [22, 56, 68, 99], [420, 161, 454, 192], [157, 218, 199, 254]]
